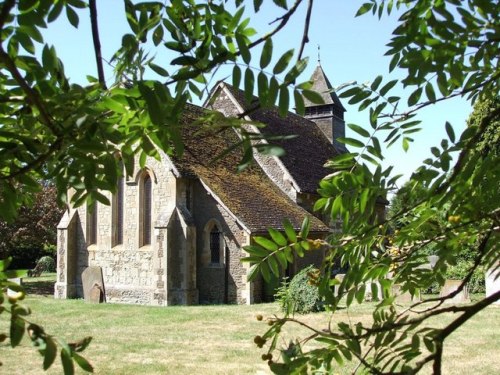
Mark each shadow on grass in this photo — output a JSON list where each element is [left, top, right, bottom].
[[23, 273, 56, 296]]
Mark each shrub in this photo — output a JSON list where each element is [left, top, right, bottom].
[[36, 256, 56, 273], [275, 265, 322, 314], [424, 260, 485, 294], [446, 260, 485, 294]]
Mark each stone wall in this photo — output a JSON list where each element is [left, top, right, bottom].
[[192, 180, 251, 304], [56, 155, 177, 305]]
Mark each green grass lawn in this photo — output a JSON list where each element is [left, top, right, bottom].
[[1, 276, 499, 374]]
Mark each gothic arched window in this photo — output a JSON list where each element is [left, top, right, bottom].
[[141, 174, 152, 246], [112, 173, 124, 247], [87, 202, 98, 245], [210, 225, 222, 264]]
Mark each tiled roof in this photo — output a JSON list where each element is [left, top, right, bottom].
[[172, 105, 329, 233], [222, 84, 340, 193], [303, 64, 346, 110]]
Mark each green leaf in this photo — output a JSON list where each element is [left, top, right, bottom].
[[273, 49, 294, 75], [65, 5, 79, 28], [253, 0, 263, 12], [138, 83, 163, 126], [359, 188, 369, 213], [278, 86, 289, 117], [294, 89, 305, 115], [10, 316, 25, 347], [232, 65, 241, 89], [268, 228, 287, 246], [300, 216, 310, 239], [370, 75, 383, 91], [425, 82, 436, 102], [148, 62, 169, 77], [260, 38, 273, 69], [43, 337, 58, 370], [73, 353, 93, 372], [236, 33, 251, 64], [244, 68, 255, 104], [332, 349, 344, 366], [356, 3, 374, 17], [260, 261, 271, 282], [254, 236, 278, 251], [402, 137, 410, 152], [445, 121, 455, 143], [355, 284, 366, 304], [0, 257, 12, 271], [379, 79, 398, 96], [348, 124, 371, 138], [408, 87, 423, 106], [268, 255, 279, 277], [61, 348, 74, 375], [283, 219, 297, 243], [302, 89, 324, 104], [337, 137, 364, 148], [247, 264, 259, 281]]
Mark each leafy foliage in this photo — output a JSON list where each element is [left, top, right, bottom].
[[0, 0, 319, 222], [0, 257, 92, 373], [35, 256, 56, 274], [274, 266, 323, 314], [0, 0, 498, 373], [0, 183, 62, 269], [244, 1, 499, 373]]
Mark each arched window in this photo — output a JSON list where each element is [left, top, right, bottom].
[[112, 174, 124, 247], [210, 225, 222, 264], [87, 202, 98, 245], [141, 174, 152, 246]]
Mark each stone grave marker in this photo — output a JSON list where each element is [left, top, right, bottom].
[[485, 265, 500, 305], [392, 284, 420, 303], [82, 266, 105, 303], [7, 278, 22, 297], [428, 255, 439, 269], [440, 279, 469, 303]]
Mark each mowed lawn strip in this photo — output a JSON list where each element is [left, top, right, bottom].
[[0, 277, 498, 374]]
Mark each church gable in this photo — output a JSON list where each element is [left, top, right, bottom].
[[209, 82, 341, 195]]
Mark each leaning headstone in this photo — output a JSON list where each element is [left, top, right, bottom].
[[440, 279, 469, 303], [81, 266, 105, 303], [485, 265, 500, 305]]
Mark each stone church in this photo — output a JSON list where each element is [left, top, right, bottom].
[[55, 65, 348, 305]]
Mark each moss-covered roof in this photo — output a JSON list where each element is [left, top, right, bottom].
[[222, 84, 340, 193], [172, 105, 329, 233]]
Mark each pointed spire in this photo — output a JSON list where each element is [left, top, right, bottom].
[[303, 64, 345, 111]]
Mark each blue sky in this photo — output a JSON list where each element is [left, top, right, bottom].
[[40, 1, 471, 189]]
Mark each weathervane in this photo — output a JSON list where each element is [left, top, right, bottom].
[[317, 44, 321, 64]]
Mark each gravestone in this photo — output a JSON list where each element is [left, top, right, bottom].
[[440, 279, 469, 303], [82, 266, 105, 303], [428, 255, 439, 269], [89, 284, 104, 303], [7, 278, 23, 297], [485, 265, 500, 305], [392, 284, 420, 303]]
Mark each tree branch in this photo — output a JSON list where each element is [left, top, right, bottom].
[[297, 0, 313, 61], [0, 49, 60, 136], [0, 0, 15, 31], [89, 0, 107, 89]]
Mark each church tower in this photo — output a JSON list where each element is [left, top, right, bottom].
[[303, 63, 346, 152]]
